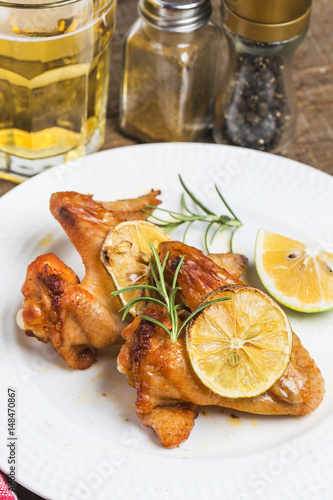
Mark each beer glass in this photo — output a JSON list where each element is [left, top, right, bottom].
[[0, 0, 117, 178]]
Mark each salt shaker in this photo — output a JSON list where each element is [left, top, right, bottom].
[[120, 0, 221, 142], [214, 0, 312, 154]]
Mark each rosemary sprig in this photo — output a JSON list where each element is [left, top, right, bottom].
[[142, 175, 242, 253], [111, 243, 230, 343]]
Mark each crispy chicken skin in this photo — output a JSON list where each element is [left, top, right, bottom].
[[140, 404, 199, 448], [17, 190, 161, 369], [100, 193, 162, 222], [49, 191, 161, 268], [18, 253, 113, 369], [118, 241, 325, 448], [207, 252, 248, 280], [160, 241, 244, 310]]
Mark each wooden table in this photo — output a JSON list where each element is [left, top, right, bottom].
[[1, 0, 332, 498]]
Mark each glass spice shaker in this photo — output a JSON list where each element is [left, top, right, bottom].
[[214, 0, 312, 154], [120, 0, 221, 143]]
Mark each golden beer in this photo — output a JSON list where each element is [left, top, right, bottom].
[[0, 0, 117, 175]]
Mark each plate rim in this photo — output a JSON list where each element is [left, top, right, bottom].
[[0, 142, 332, 500]]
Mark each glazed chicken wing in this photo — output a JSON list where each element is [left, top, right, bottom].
[[207, 252, 248, 280], [17, 253, 117, 369], [17, 190, 161, 369], [118, 241, 325, 447]]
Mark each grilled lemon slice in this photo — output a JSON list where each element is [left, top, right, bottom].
[[186, 284, 293, 399], [255, 229, 333, 312], [101, 220, 172, 316]]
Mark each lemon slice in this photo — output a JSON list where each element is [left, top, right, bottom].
[[186, 285, 293, 399], [255, 229, 333, 312], [101, 220, 172, 315]]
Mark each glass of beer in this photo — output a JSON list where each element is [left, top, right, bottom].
[[0, 0, 117, 178]]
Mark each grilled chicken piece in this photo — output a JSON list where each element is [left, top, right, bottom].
[[140, 404, 199, 449], [17, 190, 161, 369], [208, 252, 248, 280], [49, 190, 161, 267], [100, 193, 161, 222], [17, 253, 116, 369], [161, 241, 244, 310], [118, 241, 325, 447]]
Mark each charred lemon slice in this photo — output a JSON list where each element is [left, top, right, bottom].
[[101, 220, 172, 316], [186, 285, 293, 399], [255, 229, 333, 312]]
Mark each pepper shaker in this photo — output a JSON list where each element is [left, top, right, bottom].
[[120, 0, 221, 143], [214, 0, 312, 154]]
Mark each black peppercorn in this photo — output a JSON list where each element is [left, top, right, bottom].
[[214, 0, 312, 154], [220, 36, 292, 152]]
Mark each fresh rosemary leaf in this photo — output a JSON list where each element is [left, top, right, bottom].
[[179, 175, 214, 216], [111, 284, 158, 296], [112, 242, 231, 343], [137, 315, 172, 337], [143, 175, 242, 253]]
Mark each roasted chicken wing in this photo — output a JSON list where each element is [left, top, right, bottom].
[[17, 190, 161, 369], [118, 241, 325, 448], [207, 252, 248, 280]]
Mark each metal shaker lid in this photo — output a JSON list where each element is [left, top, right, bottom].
[[139, 0, 212, 32], [222, 0, 312, 42]]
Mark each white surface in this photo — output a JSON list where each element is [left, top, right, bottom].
[[0, 143, 332, 500]]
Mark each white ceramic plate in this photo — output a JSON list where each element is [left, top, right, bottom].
[[1, 143, 333, 500]]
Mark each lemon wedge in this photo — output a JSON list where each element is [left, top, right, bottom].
[[101, 220, 172, 316], [255, 229, 333, 312], [186, 285, 293, 399]]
